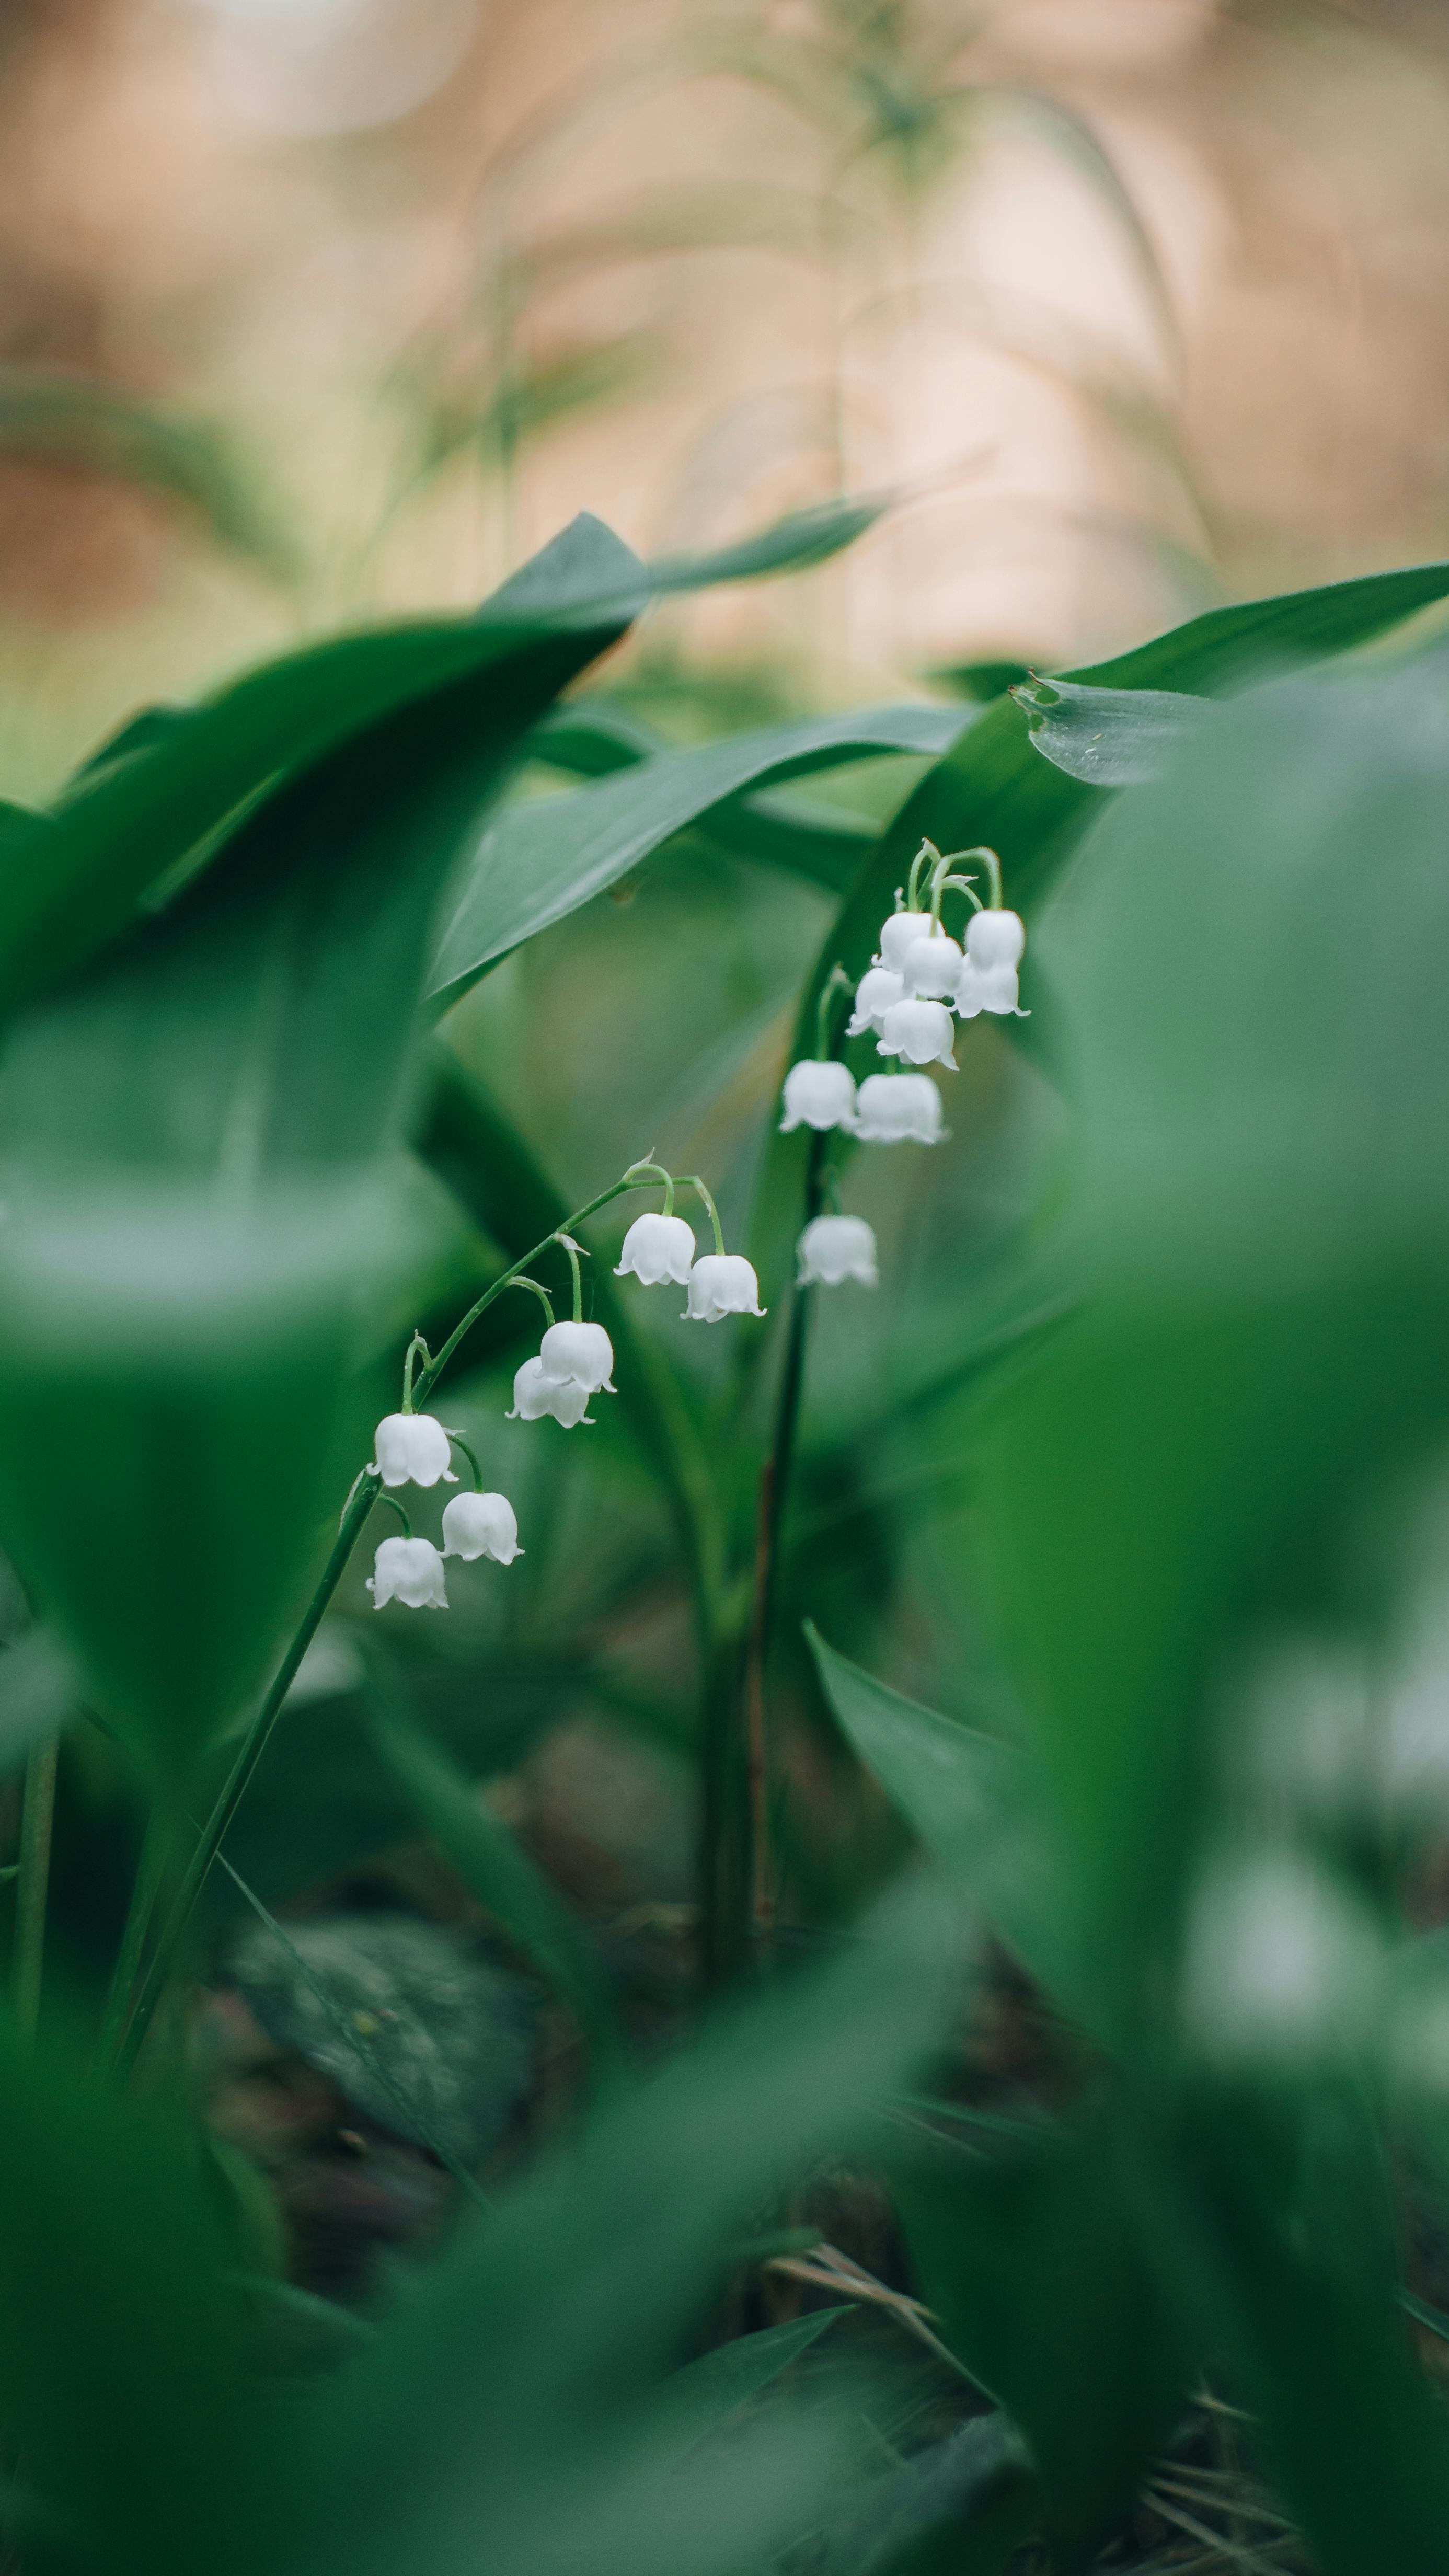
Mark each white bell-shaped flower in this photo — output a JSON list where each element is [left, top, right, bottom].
[[956, 959, 1020, 1019], [684, 1252, 766, 1323], [507, 1358, 594, 1427], [852, 1073, 945, 1145], [875, 909, 934, 972], [539, 1319, 615, 1393], [965, 907, 1026, 970], [441, 1491, 522, 1565], [779, 1058, 857, 1134], [878, 996, 957, 1068], [797, 1214, 879, 1289], [369, 1412, 459, 1490], [845, 965, 904, 1037], [616, 1211, 696, 1285], [367, 1535, 448, 1611], [900, 932, 963, 1001]]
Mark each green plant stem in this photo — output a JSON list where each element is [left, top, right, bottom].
[[11, 1732, 59, 2034], [114, 1172, 651, 2080], [99, 1810, 172, 2061]]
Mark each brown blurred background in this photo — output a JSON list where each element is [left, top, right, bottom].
[[0, 0, 1445, 788]]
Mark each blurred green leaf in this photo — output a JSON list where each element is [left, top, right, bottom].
[[0, 2006, 253, 2576], [0, 1629, 77, 1779], [266, 1882, 958, 2576], [1011, 674, 1217, 786], [650, 494, 884, 591], [366, 1695, 624, 2081], [429, 704, 962, 1006], [663, 2310, 847, 2448]]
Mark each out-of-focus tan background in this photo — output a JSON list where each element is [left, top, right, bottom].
[[0, 0, 1445, 786]]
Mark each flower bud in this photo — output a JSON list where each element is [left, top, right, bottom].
[[615, 1211, 696, 1286], [966, 907, 1025, 970], [507, 1358, 594, 1426], [956, 960, 1019, 1018], [779, 1059, 857, 1134], [683, 1252, 766, 1323], [846, 965, 903, 1037], [875, 910, 934, 972], [367, 1535, 448, 1610], [900, 932, 962, 1000], [441, 1491, 522, 1564], [539, 1319, 615, 1393], [369, 1412, 459, 1490], [796, 1214, 879, 1288], [878, 997, 957, 1068], [852, 1073, 945, 1145]]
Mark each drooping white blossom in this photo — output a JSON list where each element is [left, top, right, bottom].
[[615, 1211, 696, 1286], [852, 1073, 945, 1145], [369, 1412, 459, 1490], [508, 1358, 595, 1427], [367, 1535, 449, 1610], [874, 909, 934, 972], [539, 1319, 616, 1393], [956, 959, 1019, 1018], [796, 1214, 879, 1289], [878, 996, 957, 1069], [899, 931, 962, 1002], [683, 1252, 766, 1323], [845, 965, 903, 1037], [441, 1491, 523, 1565], [965, 908, 1026, 970], [779, 1058, 857, 1133]]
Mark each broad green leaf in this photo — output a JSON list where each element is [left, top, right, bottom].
[[1011, 673, 1217, 786], [650, 494, 883, 590], [366, 1697, 624, 2080], [428, 704, 964, 1007], [0, 2007, 254, 2576], [967, 646, 1449, 2029], [268, 1882, 958, 2576], [662, 2310, 846, 2450]]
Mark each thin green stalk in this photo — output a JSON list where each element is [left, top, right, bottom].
[[99, 1810, 172, 2061], [11, 1733, 59, 2034], [115, 1171, 654, 2079]]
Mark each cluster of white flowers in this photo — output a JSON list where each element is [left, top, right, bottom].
[[369, 1171, 766, 1609], [776, 841, 1026, 1291]]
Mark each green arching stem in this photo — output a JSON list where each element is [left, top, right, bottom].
[[400, 1332, 430, 1414], [509, 1275, 556, 1329], [624, 1157, 675, 1216], [938, 844, 1002, 910], [554, 1232, 586, 1325], [676, 1176, 725, 1257], [905, 838, 939, 912], [450, 1433, 483, 1492], [10, 1732, 58, 2035], [814, 963, 853, 1061], [375, 1492, 413, 1539], [114, 1165, 658, 2081]]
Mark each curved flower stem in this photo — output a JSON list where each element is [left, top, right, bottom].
[[401, 1333, 431, 1414], [450, 1434, 483, 1492], [938, 844, 1002, 910], [905, 838, 939, 912], [11, 1732, 58, 2034], [814, 964, 853, 1061], [554, 1233, 586, 1325], [624, 1157, 675, 1216], [374, 1492, 413, 1539], [676, 1176, 725, 1257], [509, 1275, 556, 1328], [114, 1168, 655, 2080]]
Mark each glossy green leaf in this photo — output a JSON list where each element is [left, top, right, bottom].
[[428, 704, 964, 1007], [1011, 674, 1217, 786], [366, 1696, 624, 2080]]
